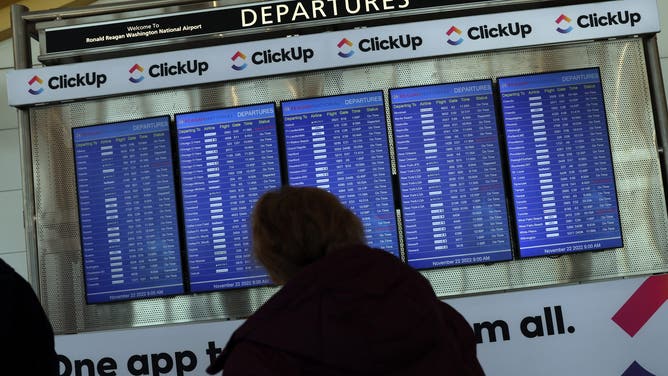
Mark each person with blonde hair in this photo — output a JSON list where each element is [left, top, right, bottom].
[[208, 186, 484, 375]]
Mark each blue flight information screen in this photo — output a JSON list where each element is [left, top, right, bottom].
[[390, 81, 513, 269], [281, 92, 399, 255], [499, 68, 623, 258], [176, 104, 280, 292], [73, 117, 184, 304]]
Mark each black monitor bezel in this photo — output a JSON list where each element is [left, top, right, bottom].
[[173, 102, 282, 293], [71, 115, 186, 305], [279, 90, 403, 258], [387, 79, 515, 270], [497, 67, 624, 259]]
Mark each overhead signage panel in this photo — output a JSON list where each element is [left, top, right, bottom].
[[9, 0, 659, 107], [43, 0, 476, 53]]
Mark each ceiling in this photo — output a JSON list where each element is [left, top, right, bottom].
[[1, 0, 97, 41]]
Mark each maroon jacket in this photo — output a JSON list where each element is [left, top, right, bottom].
[[208, 245, 484, 375]]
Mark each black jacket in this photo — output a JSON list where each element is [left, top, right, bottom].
[[0, 258, 58, 375], [208, 245, 484, 375]]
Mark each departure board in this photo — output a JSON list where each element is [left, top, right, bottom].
[[176, 104, 279, 292], [499, 68, 623, 258], [390, 81, 513, 269], [73, 117, 184, 304], [281, 92, 399, 255]]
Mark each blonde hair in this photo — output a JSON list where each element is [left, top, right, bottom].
[[251, 186, 365, 284]]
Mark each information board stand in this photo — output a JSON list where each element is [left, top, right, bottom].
[[6, 5, 668, 370]]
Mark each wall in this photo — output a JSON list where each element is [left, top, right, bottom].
[[1, 1, 668, 283]]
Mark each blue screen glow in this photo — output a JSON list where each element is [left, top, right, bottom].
[[175, 104, 280, 292], [390, 81, 513, 268], [281, 92, 399, 255], [499, 68, 623, 258], [73, 117, 184, 304]]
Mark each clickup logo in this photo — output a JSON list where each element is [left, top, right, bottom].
[[612, 275, 668, 376], [556, 14, 574, 34], [28, 75, 44, 95], [29, 72, 106, 92], [446, 26, 464, 45], [129, 64, 145, 83], [231, 51, 248, 71], [337, 38, 355, 58]]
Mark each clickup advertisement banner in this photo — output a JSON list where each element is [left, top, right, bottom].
[[7, 0, 660, 106], [449, 274, 668, 376], [56, 321, 243, 376], [55, 274, 668, 375]]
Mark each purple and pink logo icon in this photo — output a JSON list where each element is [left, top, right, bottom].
[[612, 275, 668, 375], [129, 64, 145, 83], [446, 26, 464, 46], [231, 51, 248, 71], [556, 14, 574, 34], [337, 38, 355, 58], [28, 75, 44, 95]]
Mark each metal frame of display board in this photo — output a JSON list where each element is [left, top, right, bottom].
[[8, 0, 668, 334]]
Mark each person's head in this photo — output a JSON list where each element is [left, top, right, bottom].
[[250, 186, 366, 284]]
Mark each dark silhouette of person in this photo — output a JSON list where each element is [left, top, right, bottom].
[[0, 257, 58, 375], [208, 186, 484, 375]]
